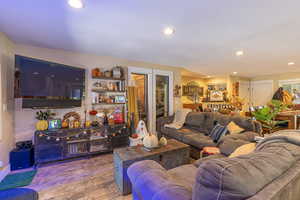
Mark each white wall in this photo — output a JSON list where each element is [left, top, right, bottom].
[[14, 44, 182, 141], [0, 33, 15, 176]]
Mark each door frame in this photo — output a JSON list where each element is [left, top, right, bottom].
[[128, 67, 174, 133], [153, 70, 174, 132], [128, 67, 154, 132]]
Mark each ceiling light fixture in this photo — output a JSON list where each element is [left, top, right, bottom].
[[68, 0, 84, 8], [163, 27, 175, 36], [236, 50, 244, 56], [233, 72, 238, 75], [206, 75, 211, 78], [288, 62, 295, 66]]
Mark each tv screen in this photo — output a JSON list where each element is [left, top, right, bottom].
[[15, 55, 85, 108]]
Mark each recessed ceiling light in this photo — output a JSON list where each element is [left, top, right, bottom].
[[68, 0, 84, 8], [163, 27, 175, 36], [288, 62, 295, 66], [236, 50, 244, 56], [206, 75, 211, 78], [233, 72, 238, 75]]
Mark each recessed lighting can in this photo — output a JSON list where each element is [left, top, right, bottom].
[[163, 27, 175, 36], [288, 62, 295, 66], [236, 51, 244, 56], [233, 72, 238, 75], [68, 0, 84, 8]]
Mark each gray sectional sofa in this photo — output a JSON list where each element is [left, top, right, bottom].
[[157, 112, 262, 158], [128, 131, 300, 200]]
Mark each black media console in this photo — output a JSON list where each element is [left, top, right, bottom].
[[34, 124, 129, 166]]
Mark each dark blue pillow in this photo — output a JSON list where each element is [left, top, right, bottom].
[[210, 124, 228, 143]]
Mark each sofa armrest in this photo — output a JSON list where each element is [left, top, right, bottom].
[[156, 114, 175, 138], [253, 120, 263, 136], [128, 160, 191, 200]]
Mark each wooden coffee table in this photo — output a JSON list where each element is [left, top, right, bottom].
[[113, 139, 190, 195]]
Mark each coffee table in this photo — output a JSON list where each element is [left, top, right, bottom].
[[113, 139, 190, 195]]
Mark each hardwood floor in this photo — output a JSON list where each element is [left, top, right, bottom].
[[27, 154, 132, 200]]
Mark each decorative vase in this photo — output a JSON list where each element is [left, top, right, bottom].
[[143, 133, 158, 148], [159, 136, 168, 146], [36, 120, 48, 131], [62, 119, 69, 129]]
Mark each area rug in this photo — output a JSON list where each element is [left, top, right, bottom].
[[0, 170, 37, 191]]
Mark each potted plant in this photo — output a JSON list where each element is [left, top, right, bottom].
[[253, 100, 288, 134], [35, 110, 55, 131]]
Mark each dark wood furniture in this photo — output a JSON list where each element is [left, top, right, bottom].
[[183, 103, 202, 111], [34, 124, 129, 166], [113, 139, 190, 195], [276, 111, 300, 129]]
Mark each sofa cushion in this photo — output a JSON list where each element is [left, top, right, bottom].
[[182, 133, 216, 149], [227, 121, 245, 134], [167, 164, 198, 192], [193, 143, 299, 200], [229, 143, 256, 158], [209, 124, 228, 143], [163, 127, 206, 143]]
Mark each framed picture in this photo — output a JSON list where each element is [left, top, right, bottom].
[[115, 95, 126, 103], [182, 81, 203, 97], [209, 90, 224, 102]]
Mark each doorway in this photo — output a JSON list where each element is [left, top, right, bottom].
[[131, 73, 148, 126], [128, 67, 173, 133]]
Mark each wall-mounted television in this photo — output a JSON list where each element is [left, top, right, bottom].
[[15, 55, 85, 109]]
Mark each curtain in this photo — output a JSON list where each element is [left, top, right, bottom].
[[127, 86, 139, 127]]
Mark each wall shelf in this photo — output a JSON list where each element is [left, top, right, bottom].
[[92, 76, 125, 81], [92, 103, 126, 106]]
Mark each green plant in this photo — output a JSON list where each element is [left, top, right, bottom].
[[253, 100, 288, 133], [35, 110, 55, 120]]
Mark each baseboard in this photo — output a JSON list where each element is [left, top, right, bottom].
[[0, 164, 10, 182]]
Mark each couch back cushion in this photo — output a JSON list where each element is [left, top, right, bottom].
[[184, 112, 209, 133], [193, 143, 298, 200], [184, 112, 256, 134]]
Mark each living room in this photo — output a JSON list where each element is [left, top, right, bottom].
[[1, 1, 300, 200]]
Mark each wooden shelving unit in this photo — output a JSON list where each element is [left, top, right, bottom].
[[92, 76, 125, 81], [92, 103, 126, 105], [90, 70, 128, 123]]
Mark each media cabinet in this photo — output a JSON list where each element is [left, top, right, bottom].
[[34, 124, 129, 166]]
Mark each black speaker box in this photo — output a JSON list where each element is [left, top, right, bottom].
[[10, 146, 34, 171]]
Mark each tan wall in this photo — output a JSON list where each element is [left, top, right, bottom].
[[251, 72, 300, 92], [14, 44, 182, 141], [181, 75, 249, 104], [0, 33, 15, 169], [181, 76, 207, 104]]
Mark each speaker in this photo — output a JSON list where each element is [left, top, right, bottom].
[[10, 145, 34, 171]]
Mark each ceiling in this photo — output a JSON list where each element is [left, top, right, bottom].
[[1, 0, 300, 77]]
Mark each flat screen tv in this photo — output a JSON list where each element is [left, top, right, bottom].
[[15, 55, 85, 108]]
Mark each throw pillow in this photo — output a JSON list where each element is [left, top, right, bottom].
[[229, 143, 256, 158], [210, 124, 228, 143], [227, 121, 244, 134]]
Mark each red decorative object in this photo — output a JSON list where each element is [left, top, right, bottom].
[[131, 133, 138, 139], [113, 112, 124, 124], [89, 110, 98, 116]]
